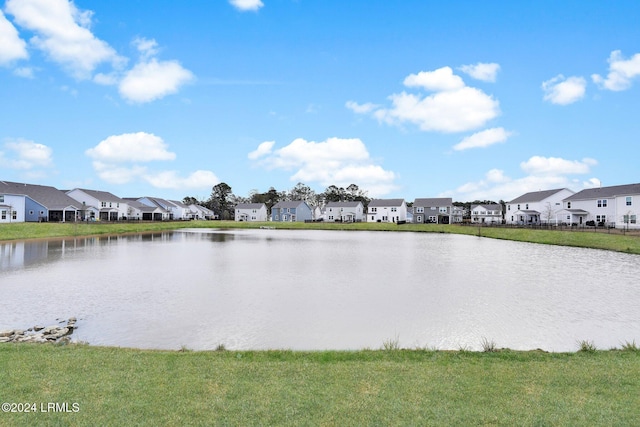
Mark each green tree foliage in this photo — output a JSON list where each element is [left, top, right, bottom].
[[208, 182, 234, 220]]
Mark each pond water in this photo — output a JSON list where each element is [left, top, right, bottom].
[[1, 228, 639, 351]]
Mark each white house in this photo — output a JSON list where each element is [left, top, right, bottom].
[[235, 203, 268, 222], [188, 204, 215, 220], [168, 200, 192, 220], [135, 197, 174, 220], [413, 198, 453, 224], [470, 204, 503, 224], [367, 199, 407, 223], [325, 201, 364, 222], [563, 183, 640, 229], [506, 188, 574, 225], [67, 188, 129, 221]]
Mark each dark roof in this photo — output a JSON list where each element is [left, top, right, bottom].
[[509, 188, 571, 203], [471, 204, 502, 211], [325, 201, 362, 208], [272, 201, 310, 209], [414, 198, 452, 206], [0, 181, 82, 210], [564, 183, 640, 201], [72, 188, 125, 203], [368, 198, 405, 207]]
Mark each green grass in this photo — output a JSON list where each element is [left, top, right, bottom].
[[1, 220, 639, 254], [1, 344, 639, 426]]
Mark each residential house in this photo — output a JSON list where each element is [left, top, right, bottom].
[[367, 199, 407, 223], [413, 198, 453, 224], [271, 201, 313, 222], [168, 200, 192, 220], [235, 203, 268, 222], [451, 205, 465, 223], [470, 204, 503, 224], [562, 183, 640, 229], [135, 197, 175, 220], [325, 201, 364, 222], [506, 188, 574, 225], [67, 188, 129, 221], [0, 181, 81, 223], [188, 204, 215, 220], [125, 199, 164, 221]]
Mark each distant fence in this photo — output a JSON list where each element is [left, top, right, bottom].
[[458, 222, 639, 235]]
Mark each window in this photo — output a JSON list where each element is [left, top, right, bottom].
[[633, 215, 637, 224], [370, 207, 377, 213], [597, 199, 607, 207], [517, 204, 520, 210], [391, 207, 397, 212], [29, 210, 34, 215], [567, 202, 571, 209], [415, 207, 424, 213], [416, 215, 422, 222], [626, 197, 632, 206], [439, 207, 447, 213], [12, 211, 17, 220], [507, 205, 510, 211], [0, 195, 3, 202], [1, 210, 5, 220], [596, 215, 606, 223], [525, 204, 529, 209], [624, 215, 637, 224], [101, 202, 106, 207]]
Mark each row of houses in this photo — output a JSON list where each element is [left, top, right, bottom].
[[2, 180, 638, 230], [0, 181, 214, 223], [235, 183, 639, 230]]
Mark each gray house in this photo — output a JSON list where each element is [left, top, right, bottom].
[[0, 181, 81, 223], [413, 198, 453, 224], [271, 201, 313, 222]]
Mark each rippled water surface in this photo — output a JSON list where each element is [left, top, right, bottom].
[[1, 228, 639, 351]]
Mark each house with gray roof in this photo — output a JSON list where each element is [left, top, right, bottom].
[[563, 183, 640, 228], [0, 181, 82, 223], [135, 197, 174, 220], [325, 201, 364, 222], [271, 201, 313, 222], [67, 188, 129, 221], [413, 198, 453, 224], [506, 188, 574, 225], [124, 199, 164, 221], [235, 203, 268, 222], [367, 199, 406, 223], [470, 204, 503, 224]]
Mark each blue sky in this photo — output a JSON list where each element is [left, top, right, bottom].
[[1, 0, 639, 202]]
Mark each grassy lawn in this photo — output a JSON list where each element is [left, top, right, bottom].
[[1, 344, 639, 426], [1, 220, 639, 254]]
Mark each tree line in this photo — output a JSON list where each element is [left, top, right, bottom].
[[183, 182, 372, 220], [183, 183, 506, 221]]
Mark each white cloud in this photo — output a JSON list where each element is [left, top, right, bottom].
[[250, 137, 397, 197], [118, 58, 194, 103], [6, 0, 124, 79], [248, 141, 275, 160], [520, 156, 597, 175], [86, 132, 218, 189], [229, 0, 264, 12], [592, 50, 640, 91], [132, 37, 159, 60], [86, 132, 176, 162], [0, 139, 53, 170], [352, 66, 500, 133], [542, 75, 586, 105], [91, 161, 147, 184], [143, 170, 219, 189], [459, 63, 500, 82], [441, 156, 598, 201], [13, 66, 35, 78], [453, 127, 512, 151], [345, 101, 379, 114], [0, 10, 28, 64], [403, 67, 465, 91]]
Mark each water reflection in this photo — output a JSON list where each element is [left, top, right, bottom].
[[1, 229, 639, 352]]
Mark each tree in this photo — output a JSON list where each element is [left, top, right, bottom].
[[182, 196, 200, 206], [289, 182, 317, 205], [208, 182, 234, 220], [249, 187, 281, 215]]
